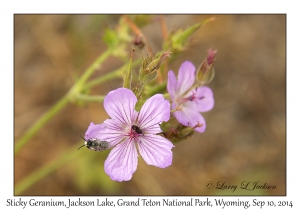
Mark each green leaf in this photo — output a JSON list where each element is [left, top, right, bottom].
[[102, 28, 119, 48], [166, 17, 216, 52]]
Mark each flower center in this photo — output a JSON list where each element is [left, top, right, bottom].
[[176, 91, 197, 104], [127, 125, 143, 142], [176, 89, 205, 105], [188, 94, 196, 101]]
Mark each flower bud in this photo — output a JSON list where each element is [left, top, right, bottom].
[[179, 126, 195, 140], [134, 50, 172, 98], [142, 49, 172, 74], [160, 123, 195, 143], [196, 48, 217, 85]]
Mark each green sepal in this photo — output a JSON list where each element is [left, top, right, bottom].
[[123, 51, 134, 89]]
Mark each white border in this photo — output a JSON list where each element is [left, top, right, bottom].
[[2, 0, 299, 209]]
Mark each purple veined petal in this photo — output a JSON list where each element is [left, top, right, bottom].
[[104, 139, 138, 182], [193, 86, 214, 112], [103, 118, 126, 134], [143, 124, 162, 135], [176, 61, 196, 96], [138, 94, 170, 131], [101, 119, 128, 147], [104, 88, 138, 126], [84, 121, 124, 148], [167, 70, 177, 100], [138, 134, 174, 168], [172, 102, 207, 133], [85, 122, 106, 140]]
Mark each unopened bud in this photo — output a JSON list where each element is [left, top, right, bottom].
[[133, 35, 145, 49], [196, 48, 217, 85], [135, 50, 172, 98], [143, 49, 171, 73], [179, 127, 194, 140], [160, 123, 195, 143]]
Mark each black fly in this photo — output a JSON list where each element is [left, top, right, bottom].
[[132, 125, 144, 136]]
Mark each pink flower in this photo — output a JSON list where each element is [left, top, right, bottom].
[[167, 61, 214, 133], [85, 88, 174, 182]]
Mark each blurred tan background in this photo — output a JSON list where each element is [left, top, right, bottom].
[[14, 14, 286, 195]]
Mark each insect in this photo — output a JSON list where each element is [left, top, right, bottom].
[[132, 125, 144, 136], [78, 135, 109, 151]]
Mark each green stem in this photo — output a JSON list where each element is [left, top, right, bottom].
[[76, 48, 114, 89], [15, 49, 113, 155], [15, 94, 69, 154], [147, 82, 167, 96], [83, 59, 141, 90], [83, 68, 122, 90], [76, 94, 105, 102], [15, 143, 82, 195]]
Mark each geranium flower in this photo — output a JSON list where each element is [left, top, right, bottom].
[[167, 61, 214, 133], [85, 88, 174, 181]]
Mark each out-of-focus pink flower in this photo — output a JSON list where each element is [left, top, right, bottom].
[[167, 61, 214, 133]]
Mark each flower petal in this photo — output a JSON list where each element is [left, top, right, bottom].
[[101, 119, 127, 147], [172, 102, 207, 133], [84, 122, 106, 140], [194, 86, 214, 112], [104, 139, 138, 182], [104, 88, 137, 126], [138, 94, 170, 133], [167, 70, 177, 100], [142, 124, 162, 135], [138, 134, 174, 168], [84, 122, 124, 148], [176, 61, 196, 96]]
